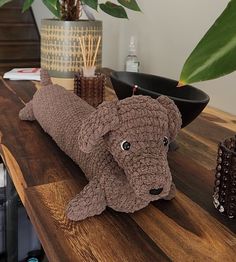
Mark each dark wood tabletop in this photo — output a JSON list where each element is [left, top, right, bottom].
[[0, 76, 235, 262]]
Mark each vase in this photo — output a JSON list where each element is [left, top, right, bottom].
[[213, 135, 236, 219], [41, 19, 102, 91]]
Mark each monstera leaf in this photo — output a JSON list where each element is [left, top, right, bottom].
[[179, 0, 236, 86]]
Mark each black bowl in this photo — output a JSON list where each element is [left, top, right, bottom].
[[110, 71, 210, 128]]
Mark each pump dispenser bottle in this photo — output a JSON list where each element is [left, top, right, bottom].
[[125, 36, 140, 72]]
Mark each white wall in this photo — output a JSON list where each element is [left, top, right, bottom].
[[32, 1, 121, 70], [118, 0, 236, 115]]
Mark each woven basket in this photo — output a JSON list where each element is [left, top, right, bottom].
[[74, 73, 105, 108]]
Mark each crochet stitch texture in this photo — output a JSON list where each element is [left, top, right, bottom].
[[19, 71, 182, 221]]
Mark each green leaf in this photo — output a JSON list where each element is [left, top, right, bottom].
[[0, 0, 12, 8], [45, 0, 58, 9], [118, 0, 141, 11], [82, 0, 98, 11], [22, 0, 34, 12], [42, 0, 61, 18], [179, 0, 236, 85], [100, 1, 128, 18]]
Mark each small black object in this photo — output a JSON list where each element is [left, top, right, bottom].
[[163, 136, 169, 146], [121, 141, 131, 151], [213, 135, 236, 219], [149, 188, 163, 195]]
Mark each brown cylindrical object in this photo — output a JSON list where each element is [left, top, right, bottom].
[[213, 135, 236, 219], [74, 73, 105, 108]]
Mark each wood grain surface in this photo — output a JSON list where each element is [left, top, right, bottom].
[[0, 76, 235, 262]]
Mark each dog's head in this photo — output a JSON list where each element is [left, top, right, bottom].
[[78, 95, 181, 201]]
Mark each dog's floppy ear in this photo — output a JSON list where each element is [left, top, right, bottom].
[[78, 100, 119, 153], [157, 96, 182, 141]]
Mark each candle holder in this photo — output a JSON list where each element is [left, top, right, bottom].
[[74, 73, 105, 108], [213, 135, 236, 219]]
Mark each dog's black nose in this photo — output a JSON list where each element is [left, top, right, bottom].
[[149, 188, 163, 195]]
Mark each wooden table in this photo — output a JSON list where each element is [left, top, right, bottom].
[[0, 76, 235, 262]]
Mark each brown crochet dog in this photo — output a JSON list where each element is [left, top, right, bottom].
[[19, 71, 182, 221]]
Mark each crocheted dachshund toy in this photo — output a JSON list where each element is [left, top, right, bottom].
[[19, 71, 182, 221]]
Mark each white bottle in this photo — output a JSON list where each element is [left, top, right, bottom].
[[125, 36, 140, 72]]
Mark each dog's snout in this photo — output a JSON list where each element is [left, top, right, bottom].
[[149, 188, 163, 195]]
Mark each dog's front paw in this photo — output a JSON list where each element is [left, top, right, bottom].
[[66, 179, 106, 221]]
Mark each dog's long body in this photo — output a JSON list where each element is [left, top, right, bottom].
[[19, 72, 181, 221], [21, 84, 101, 180]]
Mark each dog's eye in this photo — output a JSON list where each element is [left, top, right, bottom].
[[121, 140, 131, 151], [163, 136, 169, 146]]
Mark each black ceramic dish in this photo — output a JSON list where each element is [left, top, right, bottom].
[[110, 71, 210, 128]]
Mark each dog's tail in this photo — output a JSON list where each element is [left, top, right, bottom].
[[19, 100, 35, 121], [40, 69, 52, 86], [19, 68, 52, 121]]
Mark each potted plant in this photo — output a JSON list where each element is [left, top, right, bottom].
[[179, 0, 236, 86], [0, 0, 141, 89]]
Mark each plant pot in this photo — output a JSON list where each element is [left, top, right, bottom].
[[41, 19, 102, 91]]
